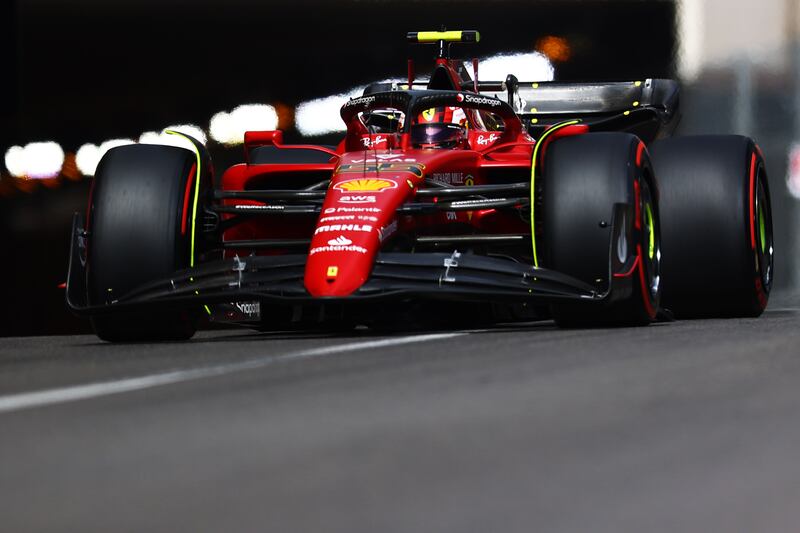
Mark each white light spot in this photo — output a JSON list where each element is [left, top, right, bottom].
[[76, 139, 135, 177], [139, 124, 207, 150], [75, 144, 101, 177], [3, 142, 65, 179], [295, 86, 365, 137], [466, 52, 554, 82], [4, 146, 26, 177], [209, 104, 278, 145], [787, 142, 800, 200]]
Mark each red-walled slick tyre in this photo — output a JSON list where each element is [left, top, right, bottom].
[[87, 144, 201, 342], [543, 132, 661, 327], [649, 136, 773, 317]]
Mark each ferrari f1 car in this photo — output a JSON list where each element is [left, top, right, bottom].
[[66, 30, 774, 341]]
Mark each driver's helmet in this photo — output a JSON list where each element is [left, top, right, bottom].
[[417, 106, 467, 126], [410, 123, 467, 149]]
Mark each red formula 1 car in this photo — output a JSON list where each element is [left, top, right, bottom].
[[66, 30, 774, 341]]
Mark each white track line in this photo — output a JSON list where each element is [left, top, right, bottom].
[[0, 333, 465, 414]]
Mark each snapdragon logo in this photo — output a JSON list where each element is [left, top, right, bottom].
[[463, 94, 502, 107], [234, 301, 260, 318], [345, 95, 376, 108]]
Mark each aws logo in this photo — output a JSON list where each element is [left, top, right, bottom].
[[334, 178, 398, 193]]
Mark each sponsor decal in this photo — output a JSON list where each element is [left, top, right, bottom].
[[334, 178, 398, 193], [361, 135, 388, 148], [339, 195, 377, 204], [310, 244, 368, 255], [344, 95, 376, 108], [314, 224, 373, 235], [325, 206, 381, 213], [421, 108, 436, 122], [456, 93, 465, 103], [446, 211, 457, 221], [326, 266, 339, 278], [475, 133, 501, 146], [350, 154, 417, 163], [337, 163, 424, 177], [463, 94, 502, 107], [232, 204, 285, 210], [465, 175, 474, 186], [319, 215, 357, 223], [328, 235, 352, 246], [431, 172, 465, 185], [379, 220, 398, 242], [234, 301, 261, 318]]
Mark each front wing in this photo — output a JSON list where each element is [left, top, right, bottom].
[[65, 204, 639, 316]]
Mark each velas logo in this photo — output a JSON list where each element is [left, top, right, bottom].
[[328, 235, 353, 246], [334, 178, 397, 192]]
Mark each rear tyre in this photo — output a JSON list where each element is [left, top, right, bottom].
[[542, 133, 661, 327], [648, 135, 773, 317], [87, 144, 202, 342]]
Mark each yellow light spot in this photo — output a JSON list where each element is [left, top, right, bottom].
[[531, 107, 538, 113], [633, 101, 640, 107], [327, 266, 338, 278], [531, 118, 539, 124], [624, 111, 631, 116], [532, 83, 539, 89], [635, 81, 642, 87], [406, 179, 414, 189]]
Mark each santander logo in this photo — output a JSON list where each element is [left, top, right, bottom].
[[328, 236, 353, 246]]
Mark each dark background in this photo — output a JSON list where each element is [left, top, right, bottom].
[[2, 0, 678, 335]]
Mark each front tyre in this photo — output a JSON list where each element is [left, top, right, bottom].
[[542, 132, 661, 327], [87, 144, 202, 342]]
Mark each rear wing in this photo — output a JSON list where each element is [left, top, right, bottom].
[[364, 78, 680, 143], [482, 78, 680, 142]]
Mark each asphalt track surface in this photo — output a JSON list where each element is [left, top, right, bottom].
[[2, 294, 800, 532]]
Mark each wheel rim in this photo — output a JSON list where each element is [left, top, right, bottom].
[[754, 163, 773, 291], [640, 179, 661, 301]]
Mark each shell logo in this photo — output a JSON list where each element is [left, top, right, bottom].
[[334, 178, 397, 193]]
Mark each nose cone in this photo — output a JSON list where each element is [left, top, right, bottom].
[[305, 227, 378, 296], [305, 165, 417, 297]]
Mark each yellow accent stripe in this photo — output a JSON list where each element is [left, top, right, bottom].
[[165, 130, 202, 268], [417, 31, 461, 42], [166, 130, 211, 316], [417, 31, 468, 42], [530, 120, 581, 268]]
